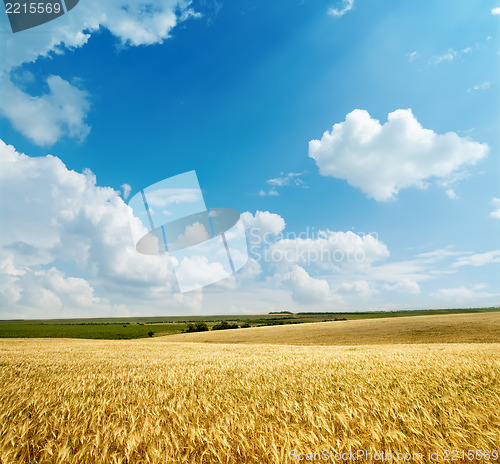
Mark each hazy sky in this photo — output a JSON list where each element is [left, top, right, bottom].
[[0, 0, 499, 318]]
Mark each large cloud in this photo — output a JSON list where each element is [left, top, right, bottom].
[[0, 0, 199, 145], [0, 138, 178, 317], [232, 209, 431, 303], [0, 0, 198, 73], [3, 267, 106, 318], [309, 109, 488, 201], [267, 230, 389, 271]]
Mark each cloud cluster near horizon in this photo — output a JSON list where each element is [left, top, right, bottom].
[[0, 137, 498, 317]]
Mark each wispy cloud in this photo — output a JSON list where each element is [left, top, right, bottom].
[[267, 172, 305, 188], [453, 250, 500, 267], [417, 248, 466, 263], [328, 0, 354, 17], [431, 284, 498, 302], [431, 48, 458, 65], [121, 184, 132, 200], [468, 81, 491, 92], [259, 189, 278, 197], [259, 172, 307, 197], [407, 51, 418, 62], [491, 7, 500, 15], [419, 46, 474, 67]]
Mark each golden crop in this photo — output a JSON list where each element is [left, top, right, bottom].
[[0, 339, 499, 463], [162, 312, 500, 346]]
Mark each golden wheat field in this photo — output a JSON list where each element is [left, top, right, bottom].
[[160, 312, 500, 345], [0, 335, 499, 463]]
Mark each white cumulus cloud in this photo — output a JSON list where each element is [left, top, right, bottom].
[[173, 221, 211, 250], [445, 189, 458, 200], [0, 75, 90, 146], [0, 0, 199, 145], [121, 184, 132, 200], [289, 265, 334, 305], [490, 198, 500, 219], [0, 0, 198, 73], [268, 230, 389, 271], [339, 280, 377, 297], [174, 255, 229, 293], [309, 109, 488, 201], [241, 210, 286, 247], [0, 138, 179, 318]]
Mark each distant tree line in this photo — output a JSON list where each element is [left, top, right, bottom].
[[183, 321, 251, 333], [184, 322, 209, 333]]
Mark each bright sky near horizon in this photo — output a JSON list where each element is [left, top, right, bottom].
[[0, 0, 499, 318]]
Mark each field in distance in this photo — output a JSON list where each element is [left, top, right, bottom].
[[160, 312, 500, 345], [0, 307, 499, 340], [0, 339, 498, 463], [0, 322, 185, 339]]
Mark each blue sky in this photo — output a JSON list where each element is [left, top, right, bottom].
[[0, 0, 499, 318]]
